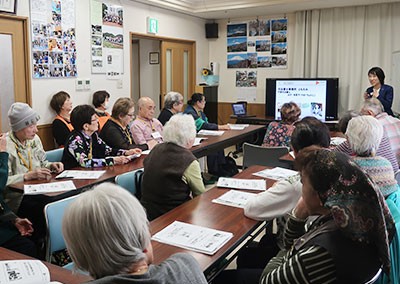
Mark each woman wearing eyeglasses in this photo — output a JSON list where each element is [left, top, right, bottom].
[[100, 98, 146, 151], [62, 105, 139, 170]]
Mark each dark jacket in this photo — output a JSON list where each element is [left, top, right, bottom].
[[158, 108, 173, 125], [366, 84, 394, 116]]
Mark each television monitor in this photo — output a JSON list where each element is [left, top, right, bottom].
[[265, 78, 339, 121]]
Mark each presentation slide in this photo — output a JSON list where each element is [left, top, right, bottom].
[[275, 80, 327, 120]]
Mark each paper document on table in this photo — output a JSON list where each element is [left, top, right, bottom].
[[193, 137, 208, 146], [152, 221, 233, 255], [0, 260, 52, 284], [198, 130, 225, 136], [127, 153, 141, 160], [289, 151, 295, 158], [228, 124, 249, 130], [212, 190, 257, 208], [24, 181, 76, 195], [141, 149, 151, 155], [330, 137, 346, 146], [253, 167, 298, 180], [217, 177, 266, 191], [55, 170, 105, 179]]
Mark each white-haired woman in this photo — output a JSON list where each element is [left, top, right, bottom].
[[63, 183, 207, 283], [158, 91, 184, 125], [141, 114, 205, 220], [346, 115, 399, 198]]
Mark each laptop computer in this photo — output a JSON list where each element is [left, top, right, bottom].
[[231, 102, 256, 117]]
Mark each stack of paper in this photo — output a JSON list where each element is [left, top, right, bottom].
[[253, 167, 297, 180], [212, 190, 257, 208], [193, 137, 208, 146], [217, 177, 266, 191], [55, 170, 105, 179], [0, 260, 60, 284], [141, 149, 151, 155], [152, 221, 233, 255], [228, 124, 249, 130], [24, 181, 76, 195], [127, 153, 141, 160], [198, 130, 225, 136]]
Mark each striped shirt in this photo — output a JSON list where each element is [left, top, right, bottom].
[[261, 216, 336, 284], [376, 112, 400, 164]]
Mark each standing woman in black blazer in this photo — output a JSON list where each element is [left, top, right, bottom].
[[364, 66, 394, 116]]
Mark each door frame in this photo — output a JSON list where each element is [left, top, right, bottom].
[[0, 14, 32, 105], [129, 32, 196, 107]]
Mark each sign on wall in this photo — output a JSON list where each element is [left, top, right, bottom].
[[30, 0, 77, 78], [90, 0, 124, 76]]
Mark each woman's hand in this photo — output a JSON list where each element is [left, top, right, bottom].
[[14, 218, 34, 237], [293, 197, 310, 220], [218, 124, 231, 130], [113, 156, 130, 165], [24, 168, 52, 181], [125, 148, 142, 156], [50, 162, 64, 173]]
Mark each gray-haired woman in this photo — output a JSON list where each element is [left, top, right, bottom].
[[158, 91, 184, 125], [141, 113, 205, 220], [63, 183, 207, 284]]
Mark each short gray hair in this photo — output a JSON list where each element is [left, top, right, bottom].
[[137, 97, 153, 109], [361, 98, 384, 116], [164, 91, 183, 110], [62, 183, 150, 279], [163, 114, 196, 147], [337, 110, 360, 133], [346, 115, 383, 156]]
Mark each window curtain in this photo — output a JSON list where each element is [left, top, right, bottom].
[[291, 3, 400, 116]]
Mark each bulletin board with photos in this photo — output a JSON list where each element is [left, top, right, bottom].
[[90, 0, 124, 77], [30, 0, 77, 79]]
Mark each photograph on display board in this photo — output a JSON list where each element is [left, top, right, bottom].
[[259, 19, 270, 36], [227, 23, 247, 37], [102, 26, 123, 49], [248, 53, 257, 68], [236, 71, 257, 87], [271, 31, 287, 43], [271, 55, 287, 67], [228, 54, 249, 69], [272, 43, 287, 55], [256, 40, 270, 52], [258, 56, 272, 68], [271, 19, 287, 31], [102, 3, 123, 27], [227, 37, 247, 52], [248, 20, 260, 36]]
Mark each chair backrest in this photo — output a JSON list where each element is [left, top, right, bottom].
[[44, 195, 78, 262], [364, 268, 382, 284], [115, 168, 143, 198], [46, 148, 64, 162], [242, 142, 290, 169], [395, 170, 400, 186]]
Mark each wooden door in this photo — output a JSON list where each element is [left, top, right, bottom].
[[160, 40, 195, 107], [0, 15, 31, 132]]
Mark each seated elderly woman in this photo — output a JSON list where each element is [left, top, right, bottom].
[[100, 97, 146, 151], [214, 148, 395, 284], [262, 102, 301, 148], [5, 103, 64, 246], [62, 183, 207, 283], [141, 114, 205, 221], [92, 90, 111, 131], [158, 91, 184, 125], [62, 105, 137, 170], [346, 115, 399, 198], [50, 91, 73, 147]]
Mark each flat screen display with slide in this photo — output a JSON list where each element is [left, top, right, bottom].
[[265, 78, 339, 121]]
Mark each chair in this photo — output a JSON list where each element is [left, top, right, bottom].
[[44, 195, 78, 267], [364, 268, 382, 284], [46, 148, 63, 162], [395, 170, 400, 186], [242, 142, 290, 169], [115, 169, 143, 198]]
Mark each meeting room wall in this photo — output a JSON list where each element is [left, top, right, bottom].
[[18, 0, 209, 125]]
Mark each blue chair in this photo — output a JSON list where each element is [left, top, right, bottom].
[[46, 148, 63, 162], [115, 169, 143, 197], [44, 195, 78, 269]]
